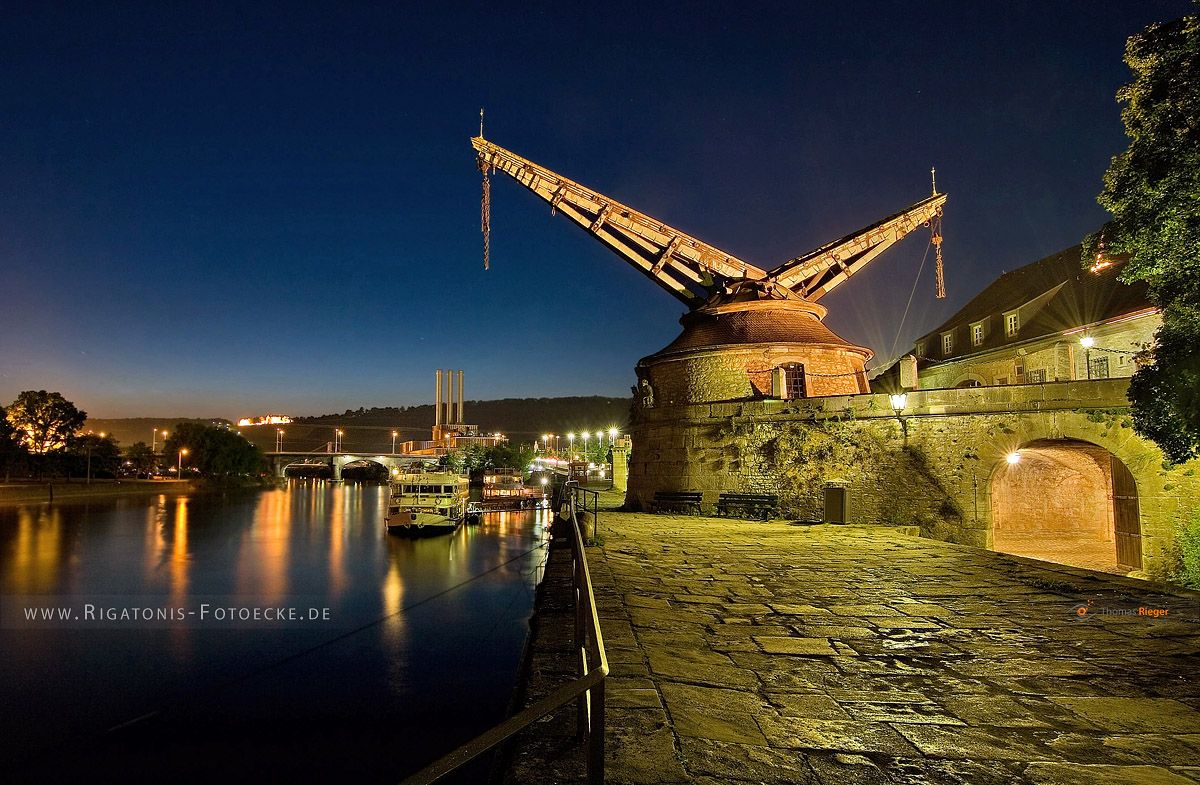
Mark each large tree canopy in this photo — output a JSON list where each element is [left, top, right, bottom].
[[1085, 9, 1200, 463], [5, 390, 87, 455], [162, 422, 262, 478]]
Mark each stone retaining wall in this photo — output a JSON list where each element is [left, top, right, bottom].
[[628, 379, 1200, 576]]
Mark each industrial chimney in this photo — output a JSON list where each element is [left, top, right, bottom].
[[435, 369, 443, 427]]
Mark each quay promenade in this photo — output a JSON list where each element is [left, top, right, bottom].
[[505, 493, 1200, 785]]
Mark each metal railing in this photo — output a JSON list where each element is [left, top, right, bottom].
[[398, 480, 609, 785], [569, 483, 602, 536]]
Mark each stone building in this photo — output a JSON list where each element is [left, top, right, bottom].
[[904, 246, 1159, 390], [636, 285, 871, 408]]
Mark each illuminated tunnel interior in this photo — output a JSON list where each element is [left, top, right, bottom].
[[991, 439, 1141, 574]]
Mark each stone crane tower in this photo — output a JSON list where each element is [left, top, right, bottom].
[[472, 136, 947, 407]]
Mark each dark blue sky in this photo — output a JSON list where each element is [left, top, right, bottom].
[[1, 1, 1189, 417]]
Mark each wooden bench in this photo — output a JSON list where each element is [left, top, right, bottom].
[[716, 492, 779, 520], [650, 490, 703, 514]]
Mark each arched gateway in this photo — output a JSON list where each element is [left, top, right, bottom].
[[991, 438, 1141, 572]]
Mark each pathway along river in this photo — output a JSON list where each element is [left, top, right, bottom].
[[0, 480, 551, 784]]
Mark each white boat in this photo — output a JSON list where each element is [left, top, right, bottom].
[[385, 469, 473, 536]]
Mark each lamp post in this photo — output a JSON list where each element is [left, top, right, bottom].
[[1080, 335, 1095, 380], [178, 448, 189, 481], [152, 428, 168, 453], [608, 427, 618, 444], [567, 432, 575, 459], [85, 432, 106, 485], [276, 429, 284, 451], [391, 431, 398, 454], [334, 429, 344, 452], [889, 393, 908, 443]]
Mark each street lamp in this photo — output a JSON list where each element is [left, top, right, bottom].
[[889, 393, 908, 443], [567, 432, 575, 458], [391, 431, 398, 453], [1080, 335, 1095, 380], [276, 429, 285, 451], [334, 429, 344, 452], [178, 448, 189, 480], [152, 428, 168, 453], [85, 432, 106, 485], [1006, 451, 1022, 465], [608, 427, 618, 444]]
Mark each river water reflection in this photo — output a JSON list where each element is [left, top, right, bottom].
[[0, 481, 550, 783]]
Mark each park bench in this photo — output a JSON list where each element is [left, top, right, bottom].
[[650, 490, 704, 515], [716, 492, 779, 520]]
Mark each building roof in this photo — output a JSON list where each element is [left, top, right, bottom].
[[652, 304, 868, 357], [915, 245, 1152, 363]]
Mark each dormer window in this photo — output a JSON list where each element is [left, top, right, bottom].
[[971, 322, 984, 346], [1005, 311, 1020, 337], [915, 341, 926, 358], [941, 332, 954, 356]]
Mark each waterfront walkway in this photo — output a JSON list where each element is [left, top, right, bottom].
[[572, 506, 1200, 784]]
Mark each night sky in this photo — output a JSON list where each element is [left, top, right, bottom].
[[1, 1, 1190, 418]]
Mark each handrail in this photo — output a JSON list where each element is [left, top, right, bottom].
[[398, 480, 608, 785]]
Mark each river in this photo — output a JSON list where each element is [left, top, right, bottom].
[[0, 481, 551, 784]]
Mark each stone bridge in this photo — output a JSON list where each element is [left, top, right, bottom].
[[263, 451, 432, 481], [628, 379, 1200, 577]]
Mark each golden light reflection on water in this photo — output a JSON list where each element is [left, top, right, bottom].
[[170, 496, 190, 600], [243, 487, 292, 603], [7, 506, 64, 593]]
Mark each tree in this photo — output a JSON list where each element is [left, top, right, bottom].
[[1084, 9, 1200, 462], [0, 406, 28, 480], [66, 433, 122, 479], [125, 441, 156, 475], [5, 391, 87, 455], [163, 422, 262, 479]]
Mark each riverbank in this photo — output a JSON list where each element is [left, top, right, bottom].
[[0, 479, 203, 505], [505, 500, 1200, 784]]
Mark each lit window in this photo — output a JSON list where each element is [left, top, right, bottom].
[[971, 323, 984, 346], [915, 341, 925, 358], [942, 333, 954, 355], [1005, 312, 1020, 337]]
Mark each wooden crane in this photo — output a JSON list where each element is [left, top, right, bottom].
[[471, 136, 947, 308]]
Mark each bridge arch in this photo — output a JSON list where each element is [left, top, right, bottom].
[[340, 458, 390, 482], [988, 435, 1141, 573], [283, 461, 333, 478]]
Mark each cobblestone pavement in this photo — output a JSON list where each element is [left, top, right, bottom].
[[590, 510, 1200, 785]]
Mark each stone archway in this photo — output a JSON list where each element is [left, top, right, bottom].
[[990, 438, 1141, 573]]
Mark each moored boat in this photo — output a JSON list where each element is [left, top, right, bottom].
[[385, 469, 472, 536]]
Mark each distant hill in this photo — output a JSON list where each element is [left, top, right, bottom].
[[83, 417, 234, 448], [86, 397, 632, 455], [297, 396, 632, 437]]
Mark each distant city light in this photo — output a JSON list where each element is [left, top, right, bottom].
[[237, 414, 292, 427]]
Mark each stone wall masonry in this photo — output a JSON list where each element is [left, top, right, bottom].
[[643, 344, 867, 407], [628, 378, 1200, 577]]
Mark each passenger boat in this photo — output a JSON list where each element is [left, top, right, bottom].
[[385, 469, 473, 536], [482, 470, 540, 506]]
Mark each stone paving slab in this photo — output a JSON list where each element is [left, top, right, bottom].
[[591, 510, 1200, 785]]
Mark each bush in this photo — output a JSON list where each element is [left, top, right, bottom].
[[1174, 509, 1200, 589]]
